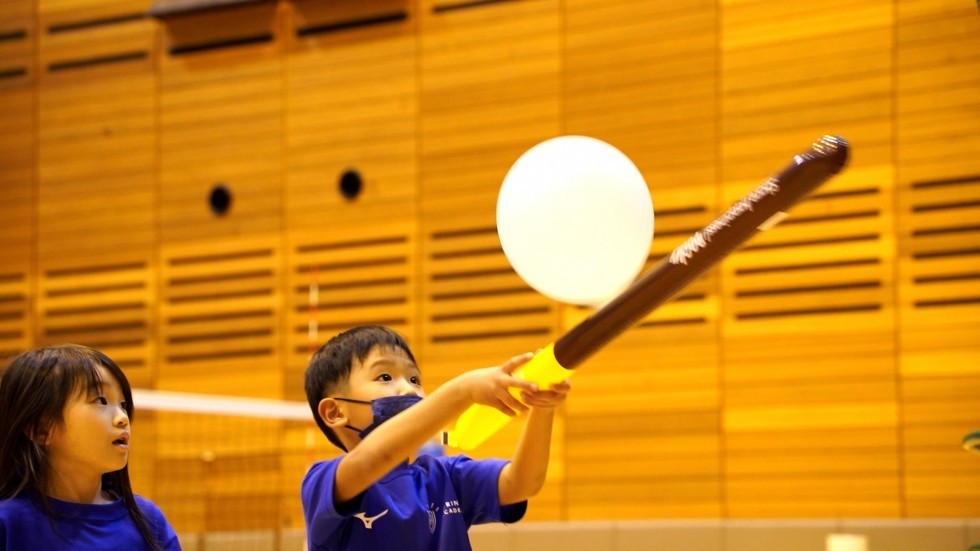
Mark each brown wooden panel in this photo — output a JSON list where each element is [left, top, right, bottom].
[[896, 0, 980, 510], [285, 0, 417, 230], [721, 0, 893, 182], [0, 2, 33, 91], [722, 168, 895, 330], [419, 0, 561, 199], [158, 237, 282, 397], [284, 220, 418, 401], [896, 2, 980, 183], [721, 0, 900, 517], [567, 479, 722, 519], [0, 74, 34, 267], [158, 2, 282, 242], [419, 194, 558, 363], [36, 4, 156, 263], [35, 257, 154, 387], [0, 271, 32, 362], [39, 0, 149, 19], [564, 424, 722, 519], [565, 0, 718, 190], [897, 177, 980, 331], [565, 324, 722, 520], [720, 165, 899, 517], [0, 0, 33, 22]]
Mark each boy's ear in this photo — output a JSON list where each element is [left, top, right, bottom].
[[317, 397, 348, 429]]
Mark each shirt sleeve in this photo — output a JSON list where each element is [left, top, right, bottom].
[[135, 496, 181, 551], [301, 458, 364, 547], [446, 456, 527, 526]]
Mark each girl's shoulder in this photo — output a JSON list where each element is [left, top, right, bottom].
[[0, 492, 38, 520], [132, 494, 167, 519]]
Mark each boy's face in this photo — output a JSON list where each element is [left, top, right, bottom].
[[339, 345, 425, 434]]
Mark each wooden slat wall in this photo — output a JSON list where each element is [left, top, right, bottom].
[[720, 0, 901, 517], [2, 0, 979, 531], [155, 15, 287, 531], [155, 237, 284, 532], [36, 0, 156, 264], [285, 222, 419, 399], [0, 1, 34, 363], [419, 0, 561, 199], [158, 237, 282, 396], [35, 260, 154, 383], [565, 0, 719, 190], [158, 2, 282, 242], [0, 273, 31, 364], [895, 0, 980, 517], [563, 0, 723, 519], [284, 0, 417, 229]]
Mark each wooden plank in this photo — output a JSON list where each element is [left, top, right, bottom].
[[419, 0, 560, 198], [156, 3, 281, 243]]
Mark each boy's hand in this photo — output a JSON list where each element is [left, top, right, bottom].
[[463, 352, 538, 416], [519, 378, 571, 410]]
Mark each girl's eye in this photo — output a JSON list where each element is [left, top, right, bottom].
[[95, 397, 108, 405], [121, 402, 129, 412], [377, 373, 392, 382]]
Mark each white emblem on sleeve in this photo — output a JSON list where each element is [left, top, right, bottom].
[[354, 509, 389, 529]]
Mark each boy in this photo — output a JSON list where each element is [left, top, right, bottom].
[[302, 325, 570, 550]]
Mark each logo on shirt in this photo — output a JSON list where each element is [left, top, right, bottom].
[[443, 500, 462, 515], [354, 509, 389, 530], [428, 503, 440, 534]]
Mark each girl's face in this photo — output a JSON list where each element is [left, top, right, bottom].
[[45, 364, 131, 481]]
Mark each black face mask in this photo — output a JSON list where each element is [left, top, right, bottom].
[[333, 395, 423, 439]]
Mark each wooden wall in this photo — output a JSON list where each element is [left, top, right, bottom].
[[1, 0, 978, 536]]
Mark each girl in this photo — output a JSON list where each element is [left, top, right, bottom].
[[0, 345, 180, 550]]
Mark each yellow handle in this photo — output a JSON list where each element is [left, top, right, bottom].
[[443, 343, 573, 450]]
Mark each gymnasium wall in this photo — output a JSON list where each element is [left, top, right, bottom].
[[1, 0, 978, 535]]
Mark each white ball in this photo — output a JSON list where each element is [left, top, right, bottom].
[[497, 136, 654, 306]]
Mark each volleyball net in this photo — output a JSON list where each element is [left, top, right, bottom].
[[129, 389, 329, 551]]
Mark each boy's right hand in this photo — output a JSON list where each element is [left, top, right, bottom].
[[461, 352, 538, 416]]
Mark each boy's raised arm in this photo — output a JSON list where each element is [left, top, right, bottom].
[[497, 380, 571, 505], [332, 354, 538, 505]]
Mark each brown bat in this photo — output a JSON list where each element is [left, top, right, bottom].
[[445, 135, 850, 450]]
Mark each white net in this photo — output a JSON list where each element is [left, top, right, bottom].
[[129, 389, 334, 551]]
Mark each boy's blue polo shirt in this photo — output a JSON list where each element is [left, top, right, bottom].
[[301, 454, 527, 551]]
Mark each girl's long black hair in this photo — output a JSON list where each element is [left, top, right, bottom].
[[0, 345, 165, 550]]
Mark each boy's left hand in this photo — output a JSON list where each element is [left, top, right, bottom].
[[518, 379, 571, 410]]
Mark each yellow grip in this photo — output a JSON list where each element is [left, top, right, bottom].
[[443, 343, 573, 450]]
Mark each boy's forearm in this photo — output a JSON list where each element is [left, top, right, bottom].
[[335, 377, 472, 501], [498, 407, 556, 505], [359, 377, 470, 459]]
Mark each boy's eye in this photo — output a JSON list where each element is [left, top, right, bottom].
[[410, 376, 421, 385], [377, 373, 392, 382]]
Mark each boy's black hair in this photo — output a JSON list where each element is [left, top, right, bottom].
[[305, 325, 417, 451]]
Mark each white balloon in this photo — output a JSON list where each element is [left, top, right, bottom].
[[497, 136, 654, 306]]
